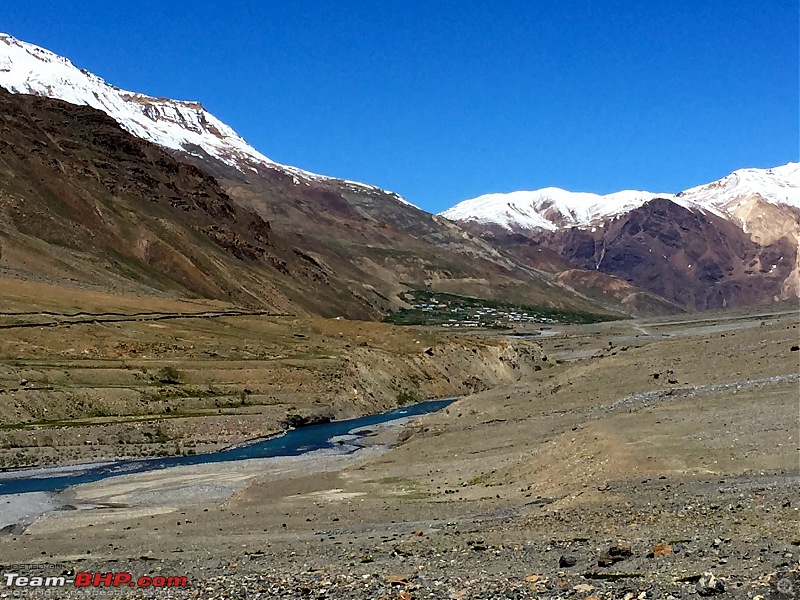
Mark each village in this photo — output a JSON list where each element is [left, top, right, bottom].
[[384, 289, 607, 327]]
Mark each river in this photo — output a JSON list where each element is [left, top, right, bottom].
[[0, 398, 455, 497]]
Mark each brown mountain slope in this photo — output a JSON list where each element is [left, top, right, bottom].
[[173, 150, 628, 316], [716, 195, 800, 300], [452, 222, 685, 316], [535, 198, 796, 310], [0, 89, 400, 318], [0, 89, 622, 320]]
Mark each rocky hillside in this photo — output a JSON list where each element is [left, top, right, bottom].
[[0, 88, 396, 318], [0, 295, 548, 467], [0, 86, 623, 320], [537, 198, 797, 310]]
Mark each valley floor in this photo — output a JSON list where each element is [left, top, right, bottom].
[[0, 296, 798, 598]]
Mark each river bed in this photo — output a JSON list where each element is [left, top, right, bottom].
[[0, 398, 455, 530]]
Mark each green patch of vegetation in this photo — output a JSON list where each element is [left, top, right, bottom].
[[466, 474, 490, 486], [0, 409, 236, 431], [214, 396, 254, 409], [396, 390, 417, 405], [85, 405, 114, 418], [154, 366, 183, 384], [149, 424, 173, 444], [384, 288, 618, 327], [137, 386, 262, 414]]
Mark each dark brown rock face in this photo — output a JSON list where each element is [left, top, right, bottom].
[[456, 221, 687, 316], [536, 199, 796, 310]]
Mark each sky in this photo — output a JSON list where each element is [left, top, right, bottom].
[[2, 1, 798, 212]]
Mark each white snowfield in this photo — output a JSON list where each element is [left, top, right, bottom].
[[0, 33, 415, 206], [442, 163, 800, 232], [676, 162, 800, 211], [441, 188, 672, 231]]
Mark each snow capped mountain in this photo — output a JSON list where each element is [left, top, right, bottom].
[[441, 163, 800, 232], [0, 33, 310, 177], [675, 162, 800, 211], [440, 188, 671, 231], [0, 32, 414, 205]]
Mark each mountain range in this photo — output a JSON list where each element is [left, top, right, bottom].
[[442, 165, 799, 310], [0, 33, 623, 320], [1, 32, 797, 317], [441, 164, 799, 232]]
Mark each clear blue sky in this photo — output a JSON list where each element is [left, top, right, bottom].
[[2, 1, 798, 211]]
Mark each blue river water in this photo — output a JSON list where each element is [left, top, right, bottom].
[[0, 398, 454, 496]]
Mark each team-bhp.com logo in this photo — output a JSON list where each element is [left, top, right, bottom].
[[4, 572, 188, 589]]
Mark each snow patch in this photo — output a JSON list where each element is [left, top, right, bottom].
[[441, 187, 671, 230]]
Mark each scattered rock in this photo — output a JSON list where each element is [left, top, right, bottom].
[[696, 571, 725, 596], [385, 574, 410, 586], [609, 544, 633, 557], [598, 553, 615, 567], [599, 544, 633, 566], [282, 412, 332, 429], [559, 554, 578, 568], [651, 543, 673, 558]]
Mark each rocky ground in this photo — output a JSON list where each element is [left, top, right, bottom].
[[0, 302, 797, 598]]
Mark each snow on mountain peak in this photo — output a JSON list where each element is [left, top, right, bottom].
[[0, 33, 326, 181], [0, 32, 416, 206], [441, 163, 800, 232], [676, 162, 800, 210], [440, 187, 672, 231]]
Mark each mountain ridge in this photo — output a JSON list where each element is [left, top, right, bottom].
[[0, 32, 416, 205], [441, 162, 800, 233]]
